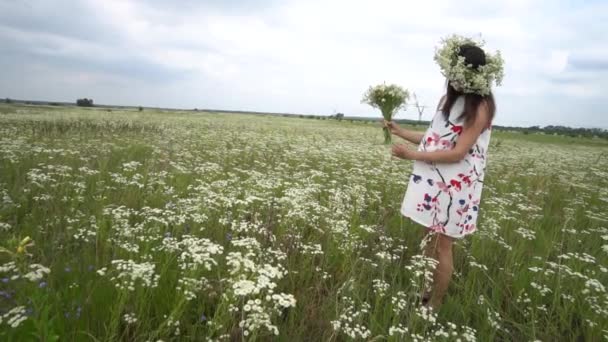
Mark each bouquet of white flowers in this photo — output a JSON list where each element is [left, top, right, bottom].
[[361, 83, 410, 144]]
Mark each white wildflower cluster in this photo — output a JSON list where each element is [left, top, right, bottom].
[[515, 291, 536, 320], [405, 254, 439, 288], [123, 312, 138, 324], [372, 278, 390, 297], [423, 316, 479, 342], [389, 300, 478, 342], [376, 250, 400, 262], [32, 193, 52, 202], [73, 216, 98, 243], [224, 233, 296, 337], [0, 261, 18, 277], [516, 292, 532, 304], [434, 34, 504, 95], [390, 291, 409, 314], [177, 235, 224, 271], [278, 185, 327, 223], [388, 324, 409, 337], [0, 306, 28, 328], [558, 252, 596, 264], [0, 222, 10, 231], [101, 202, 213, 257], [23, 264, 51, 282], [229, 263, 290, 298], [468, 255, 489, 271], [358, 225, 377, 234], [478, 296, 503, 331], [1, 188, 18, 208], [433, 323, 477, 342], [583, 278, 606, 294], [110, 171, 144, 188], [300, 243, 324, 256], [26, 168, 54, 186], [98, 259, 159, 291], [546, 261, 586, 279], [514, 227, 536, 241], [176, 277, 210, 301], [226, 251, 256, 276], [415, 305, 438, 324], [78, 166, 100, 176], [530, 281, 552, 296], [238, 298, 282, 336], [166, 317, 181, 336], [585, 295, 608, 317], [122, 161, 142, 172], [158, 235, 180, 253], [0, 261, 50, 282], [230, 220, 264, 234], [330, 296, 372, 340], [102, 206, 144, 252], [561, 293, 575, 303], [601, 234, 608, 254]]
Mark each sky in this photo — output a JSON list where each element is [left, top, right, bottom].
[[1, 0, 607, 128]]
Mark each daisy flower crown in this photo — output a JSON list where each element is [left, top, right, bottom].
[[434, 34, 505, 96]]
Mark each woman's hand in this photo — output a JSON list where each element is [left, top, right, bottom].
[[382, 119, 402, 136], [391, 144, 417, 160]]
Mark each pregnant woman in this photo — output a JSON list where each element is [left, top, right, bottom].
[[386, 35, 504, 309]]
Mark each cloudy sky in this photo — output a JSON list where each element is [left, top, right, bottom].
[[1, 0, 607, 128]]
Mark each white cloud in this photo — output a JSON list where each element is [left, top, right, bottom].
[[0, 0, 607, 127]]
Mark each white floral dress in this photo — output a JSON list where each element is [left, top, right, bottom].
[[400, 96, 491, 238]]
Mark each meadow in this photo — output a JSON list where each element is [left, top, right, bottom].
[[0, 104, 607, 341]]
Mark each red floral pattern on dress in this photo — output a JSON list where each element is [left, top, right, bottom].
[[451, 125, 463, 134]]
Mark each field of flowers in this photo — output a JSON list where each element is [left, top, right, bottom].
[[0, 104, 607, 341]]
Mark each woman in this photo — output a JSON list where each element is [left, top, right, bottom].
[[385, 35, 504, 309]]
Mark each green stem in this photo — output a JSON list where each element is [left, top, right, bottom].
[[383, 127, 391, 144], [381, 108, 393, 144]]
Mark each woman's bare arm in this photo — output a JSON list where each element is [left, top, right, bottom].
[[395, 127, 425, 145], [384, 120, 425, 144]]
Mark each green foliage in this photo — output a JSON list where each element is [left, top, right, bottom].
[[335, 113, 344, 121], [76, 98, 94, 107]]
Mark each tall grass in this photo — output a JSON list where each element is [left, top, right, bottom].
[[0, 104, 606, 341]]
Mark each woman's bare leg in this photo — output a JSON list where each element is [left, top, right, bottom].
[[428, 234, 454, 309]]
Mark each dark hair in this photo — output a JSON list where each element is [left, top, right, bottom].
[[442, 44, 496, 127]]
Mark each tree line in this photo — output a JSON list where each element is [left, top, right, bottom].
[[3, 97, 607, 139]]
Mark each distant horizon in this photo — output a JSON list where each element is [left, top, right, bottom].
[[2, 1, 607, 131], [4, 96, 607, 131]]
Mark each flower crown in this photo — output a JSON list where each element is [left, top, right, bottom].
[[434, 34, 505, 96]]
